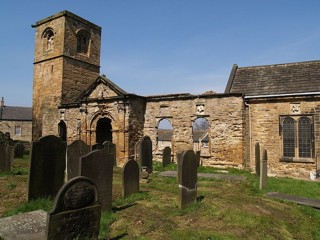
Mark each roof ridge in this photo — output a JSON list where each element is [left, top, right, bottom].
[[237, 60, 320, 69]]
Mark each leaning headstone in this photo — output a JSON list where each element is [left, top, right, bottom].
[[103, 141, 116, 166], [122, 159, 140, 198], [178, 150, 198, 209], [136, 136, 153, 173], [46, 176, 101, 240], [162, 146, 171, 167], [27, 135, 67, 201], [255, 142, 260, 177], [0, 142, 12, 173], [67, 140, 90, 180], [80, 148, 114, 211], [259, 149, 268, 190], [14, 142, 25, 158]]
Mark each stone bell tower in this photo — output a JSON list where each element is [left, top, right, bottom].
[[32, 10, 101, 140]]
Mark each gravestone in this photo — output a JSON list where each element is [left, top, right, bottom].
[[259, 149, 268, 190], [162, 147, 171, 167], [255, 142, 260, 177], [178, 150, 198, 209], [14, 142, 25, 158], [317, 152, 320, 178], [195, 151, 201, 167], [92, 143, 103, 151], [175, 143, 191, 164], [80, 148, 114, 211], [46, 176, 101, 240], [0, 142, 13, 173], [103, 141, 116, 166], [122, 159, 140, 198], [67, 140, 90, 180], [136, 136, 153, 173], [27, 135, 67, 201]]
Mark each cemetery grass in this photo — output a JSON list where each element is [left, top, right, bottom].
[[1, 158, 320, 239]]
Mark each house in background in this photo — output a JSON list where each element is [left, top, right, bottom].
[[0, 97, 32, 142]]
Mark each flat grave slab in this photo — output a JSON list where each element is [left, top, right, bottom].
[[266, 192, 320, 209], [159, 170, 246, 181], [0, 210, 47, 240]]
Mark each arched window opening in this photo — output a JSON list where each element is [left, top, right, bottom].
[[43, 28, 54, 51], [298, 117, 312, 158], [283, 117, 295, 158], [192, 117, 209, 155], [58, 120, 67, 142], [157, 118, 173, 151], [281, 115, 314, 160], [77, 30, 90, 54], [96, 118, 112, 144]]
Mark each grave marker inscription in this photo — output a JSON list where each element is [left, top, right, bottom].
[[46, 176, 101, 240]]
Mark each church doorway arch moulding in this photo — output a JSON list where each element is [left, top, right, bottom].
[[89, 111, 118, 147]]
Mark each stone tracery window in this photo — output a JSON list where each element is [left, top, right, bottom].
[[280, 115, 314, 161], [76, 29, 90, 54]]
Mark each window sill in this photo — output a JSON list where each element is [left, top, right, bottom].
[[280, 158, 315, 163]]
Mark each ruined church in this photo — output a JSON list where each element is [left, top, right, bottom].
[[32, 10, 320, 179]]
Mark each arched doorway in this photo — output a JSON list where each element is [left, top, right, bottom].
[[58, 120, 67, 141], [96, 117, 112, 144]]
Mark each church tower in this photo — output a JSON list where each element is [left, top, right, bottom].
[[32, 11, 101, 140]]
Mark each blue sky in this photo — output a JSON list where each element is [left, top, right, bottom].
[[1, 1, 320, 107]]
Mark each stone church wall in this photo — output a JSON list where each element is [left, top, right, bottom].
[[248, 97, 320, 179], [144, 94, 244, 167]]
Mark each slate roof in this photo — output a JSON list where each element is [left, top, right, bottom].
[[225, 60, 320, 96], [0, 106, 32, 121]]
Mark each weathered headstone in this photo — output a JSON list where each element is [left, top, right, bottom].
[[317, 152, 320, 178], [195, 151, 201, 167], [80, 148, 114, 211], [175, 142, 191, 164], [255, 142, 260, 177], [14, 142, 25, 158], [162, 146, 171, 167], [27, 135, 67, 201], [103, 141, 116, 166], [0, 142, 13, 173], [122, 159, 140, 198], [46, 176, 101, 240], [178, 150, 198, 209], [259, 149, 268, 190], [136, 136, 153, 173], [67, 140, 90, 180]]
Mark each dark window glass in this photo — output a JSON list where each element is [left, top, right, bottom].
[[283, 117, 295, 157]]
